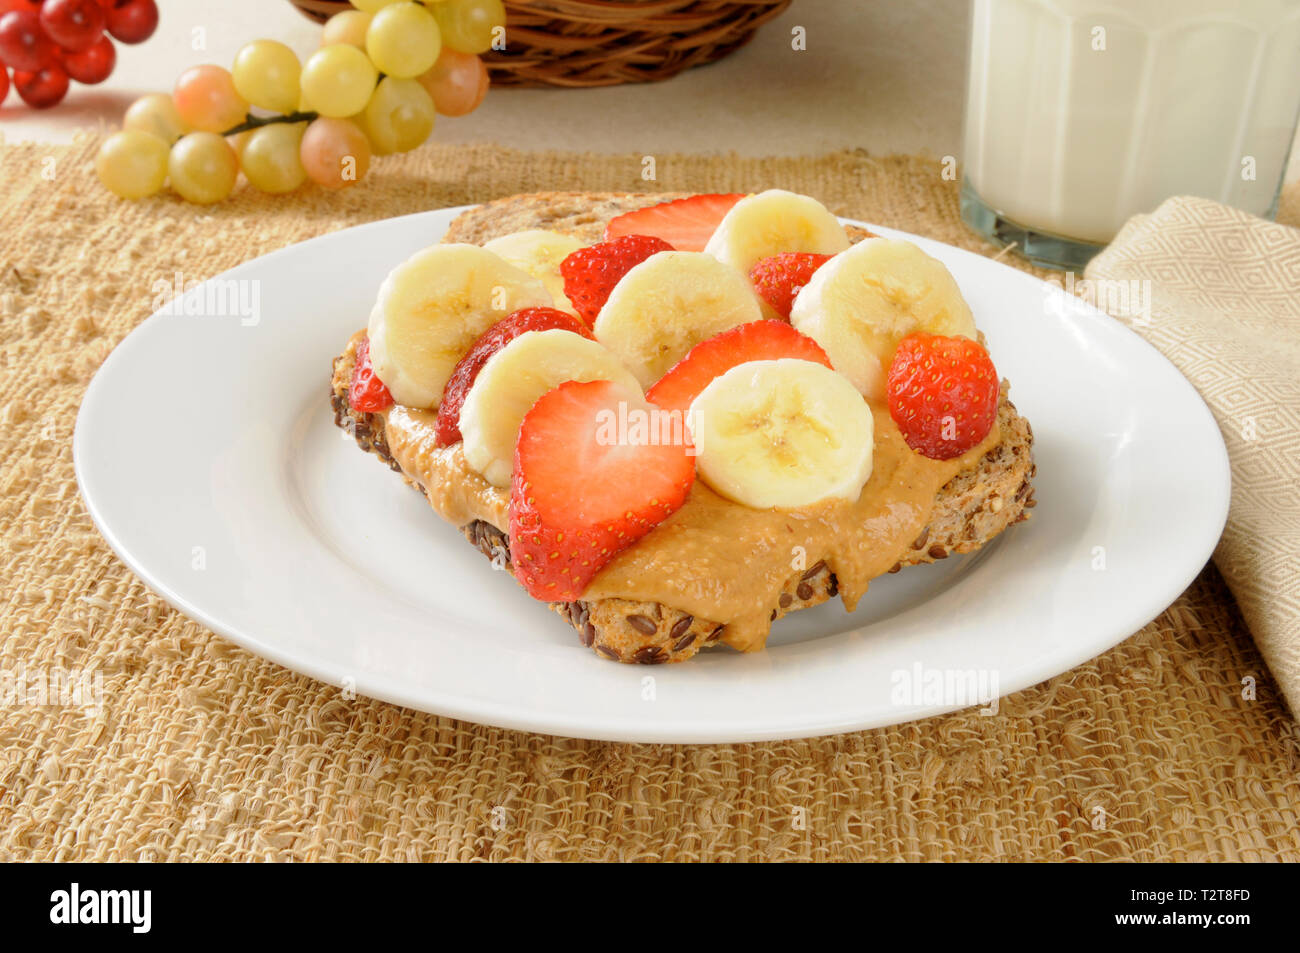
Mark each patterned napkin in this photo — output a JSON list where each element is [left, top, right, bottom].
[[1085, 196, 1300, 713]]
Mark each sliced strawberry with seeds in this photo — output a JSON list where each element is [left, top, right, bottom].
[[435, 306, 593, 447], [510, 379, 695, 602], [349, 335, 394, 413], [603, 193, 745, 252], [559, 234, 674, 327], [646, 320, 833, 417], [748, 252, 833, 320], [887, 332, 999, 460]]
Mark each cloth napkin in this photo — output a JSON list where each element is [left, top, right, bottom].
[[1085, 196, 1300, 713]]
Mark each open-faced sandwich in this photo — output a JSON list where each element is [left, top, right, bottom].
[[330, 190, 1036, 663]]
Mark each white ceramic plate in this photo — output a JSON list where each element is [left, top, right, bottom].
[[74, 206, 1230, 743]]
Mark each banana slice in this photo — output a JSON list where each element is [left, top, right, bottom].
[[703, 189, 850, 275], [688, 358, 874, 509], [593, 251, 762, 387], [367, 243, 553, 409], [460, 328, 644, 487], [482, 229, 584, 317], [790, 238, 977, 400]]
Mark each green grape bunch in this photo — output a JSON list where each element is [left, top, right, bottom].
[[95, 0, 503, 203]]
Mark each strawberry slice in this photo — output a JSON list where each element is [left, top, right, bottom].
[[349, 335, 394, 413], [887, 332, 999, 460], [435, 307, 593, 447], [603, 193, 745, 252], [510, 379, 695, 602], [559, 234, 673, 327], [749, 252, 833, 320], [646, 320, 833, 416]]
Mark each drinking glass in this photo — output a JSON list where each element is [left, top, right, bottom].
[[961, 0, 1300, 268]]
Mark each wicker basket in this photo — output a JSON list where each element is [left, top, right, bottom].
[[288, 1, 793, 87]]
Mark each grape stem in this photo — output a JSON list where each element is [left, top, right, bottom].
[[222, 111, 319, 137]]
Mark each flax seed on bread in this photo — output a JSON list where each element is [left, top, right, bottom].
[[333, 193, 1035, 663]]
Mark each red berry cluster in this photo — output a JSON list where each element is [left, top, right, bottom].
[[0, 0, 157, 109]]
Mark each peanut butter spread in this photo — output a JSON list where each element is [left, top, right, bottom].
[[379, 380, 1000, 654]]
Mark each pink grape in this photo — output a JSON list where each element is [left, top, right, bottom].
[[40, 0, 105, 54], [13, 63, 69, 108], [62, 32, 114, 83], [417, 48, 488, 117], [320, 10, 371, 49], [173, 65, 249, 134], [300, 117, 371, 190], [0, 10, 58, 72]]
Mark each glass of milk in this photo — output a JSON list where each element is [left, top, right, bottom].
[[961, 0, 1300, 269]]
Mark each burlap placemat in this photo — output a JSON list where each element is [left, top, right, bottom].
[[2, 136, 1298, 862]]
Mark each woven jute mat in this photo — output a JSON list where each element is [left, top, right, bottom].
[[2, 136, 1298, 862]]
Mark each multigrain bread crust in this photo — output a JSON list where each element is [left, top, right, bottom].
[[333, 192, 1037, 663], [442, 192, 692, 246]]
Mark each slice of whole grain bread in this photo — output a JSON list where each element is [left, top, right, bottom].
[[443, 192, 691, 246], [333, 193, 1036, 663]]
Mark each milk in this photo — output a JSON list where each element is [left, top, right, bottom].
[[962, 0, 1300, 247]]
